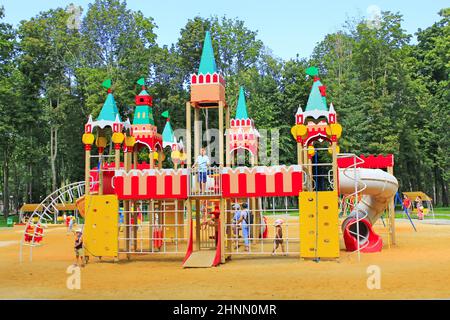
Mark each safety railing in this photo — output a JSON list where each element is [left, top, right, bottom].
[[118, 200, 188, 254], [188, 167, 222, 197]]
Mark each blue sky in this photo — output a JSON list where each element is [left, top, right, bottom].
[[1, 0, 447, 60]]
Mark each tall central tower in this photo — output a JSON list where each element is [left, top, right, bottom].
[[186, 31, 229, 166]]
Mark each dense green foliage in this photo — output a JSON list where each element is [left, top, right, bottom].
[[0, 1, 448, 216]]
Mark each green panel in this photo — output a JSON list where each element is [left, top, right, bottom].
[[132, 105, 154, 125]]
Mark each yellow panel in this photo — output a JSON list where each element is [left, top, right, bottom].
[[83, 195, 119, 258], [299, 192, 318, 258], [299, 191, 339, 259], [317, 191, 340, 258]]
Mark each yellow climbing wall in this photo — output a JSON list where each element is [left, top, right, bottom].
[[83, 195, 119, 258], [299, 191, 339, 259]]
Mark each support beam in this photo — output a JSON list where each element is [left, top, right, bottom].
[[225, 106, 230, 167], [194, 107, 200, 160], [331, 140, 338, 192], [195, 199, 201, 251], [387, 166, 396, 245], [149, 151, 154, 169], [218, 101, 224, 166], [114, 144, 121, 170], [186, 102, 192, 167], [84, 147, 91, 195], [220, 198, 226, 263]]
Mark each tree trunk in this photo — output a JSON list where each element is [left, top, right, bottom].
[[441, 174, 449, 207], [50, 126, 58, 192], [28, 163, 32, 203], [3, 150, 9, 218]]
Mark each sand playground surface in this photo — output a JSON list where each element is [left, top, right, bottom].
[[1, 219, 450, 300]]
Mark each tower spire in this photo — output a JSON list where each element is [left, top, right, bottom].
[[235, 86, 249, 119], [198, 31, 217, 74], [305, 67, 328, 112]]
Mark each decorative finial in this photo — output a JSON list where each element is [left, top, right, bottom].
[[102, 79, 112, 90], [137, 77, 145, 89], [161, 110, 170, 122], [305, 66, 319, 77]]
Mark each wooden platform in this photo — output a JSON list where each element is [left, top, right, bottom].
[[182, 249, 216, 268]]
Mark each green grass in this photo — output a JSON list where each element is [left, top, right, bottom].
[[0, 215, 20, 227]]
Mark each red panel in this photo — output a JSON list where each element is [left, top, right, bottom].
[[292, 171, 303, 194], [115, 176, 124, 197], [238, 173, 247, 196], [222, 174, 230, 197], [337, 154, 394, 169], [147, 175, 156, 198], [255, 173, 267, 196]]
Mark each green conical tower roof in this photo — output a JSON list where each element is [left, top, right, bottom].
[[305, 69, 328, 112], [235, 87, 249, 119], [97, 93, 121, 122], [138, 89, 150, 96], [198, 31, 217, 74], [162, 120, 175, 145], [133, 105, 154, 125]]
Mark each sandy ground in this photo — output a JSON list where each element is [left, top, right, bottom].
[[1, 219, 450, 300]]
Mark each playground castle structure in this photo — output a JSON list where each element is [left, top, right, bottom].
[[21, 32, 398, 266]]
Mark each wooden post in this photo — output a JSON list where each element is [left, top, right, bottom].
[[132, 201, 137, 251], [307, 154, 313, 191], [297, 143, 303, 166], [387, 165, 396, 245], [114, 144, 121, 170], [133, 146, 138, 169], [149, 150, 154, 169], [84, 146, 91, 195], [186, 199, 192, 251], [195, 199, 201, 251], [218, 101, 224, 166], [220, 198, 226, 263], [150, 200, 154, 252], [225, 105, 230, 167], [331, 140, 338, 192], [251, 197, 257, 243], [186, 102, 192, 167], [124, 147, 131, 256], [194, 107, 200, 160], [225, 199, 232, 258], [98, 148, 104, 195], [158, 151, 163, 169]]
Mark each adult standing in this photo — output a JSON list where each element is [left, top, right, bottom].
[[237, 203, 250, 252]]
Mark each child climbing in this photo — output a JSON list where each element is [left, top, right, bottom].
[[272, 219, 286, 256], [74, 229, 85, 267]]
